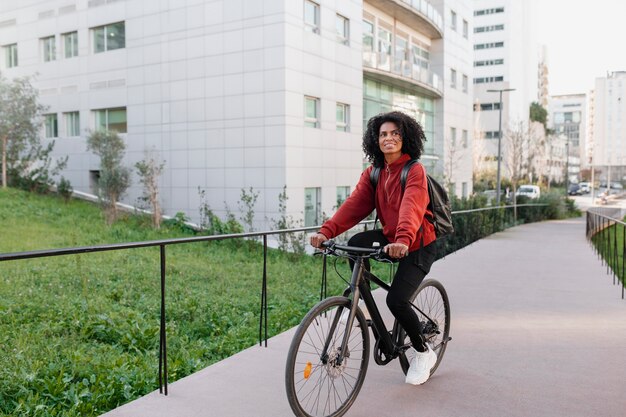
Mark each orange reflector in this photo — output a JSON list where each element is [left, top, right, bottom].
[[304, 362, 312, 379]]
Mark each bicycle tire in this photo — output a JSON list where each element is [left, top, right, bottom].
[[285, 296, 370, 417], [395, 279, 450, 377]]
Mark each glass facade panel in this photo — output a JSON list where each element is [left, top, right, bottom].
[[336, 186, 350, 208], [64, 111, 80, 136], [107, 22, 125, 51], [304, 1, 319, 33], [336, 103, 349, 132], [363, 77, 435, 154], [304, 96, 319, 128], [42, 36, 55, 62], [108, 108, 127, 133], [44, 114, 58, 138], [63, 31, 78, 58], [304, 187, 321, 227], [95, 107, 127, 133], [5, 44, 17, 67], [336, 14, 349, 45], [93, 22, 125, 53], [93, 27, 105, 53]]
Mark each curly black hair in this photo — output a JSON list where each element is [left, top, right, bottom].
[[362, 111, 426, 168]]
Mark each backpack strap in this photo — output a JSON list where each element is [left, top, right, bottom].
[[400, 159, 419, 193], [369, 166, 381, 228], [370, 166, 381, 190]]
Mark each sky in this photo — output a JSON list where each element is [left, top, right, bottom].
[[533, 0, 626, 96]]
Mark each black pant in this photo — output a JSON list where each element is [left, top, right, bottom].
[[347, 230, 437, 352]]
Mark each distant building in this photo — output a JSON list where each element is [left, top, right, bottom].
[[472, 0, 538, 176], [537, 45, 549, 108], [548, 93, 586, 182], [591, 71, 626, 185], [0, 0, 473, 228]]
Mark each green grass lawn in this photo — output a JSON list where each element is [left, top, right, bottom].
[[0, 188, 373, 416]]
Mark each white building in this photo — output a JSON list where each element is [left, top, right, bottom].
[[591, 71, 626, 185], [472, 0, 538, 176], [1, 0, 473, 228], [548, 93, 586, 183]]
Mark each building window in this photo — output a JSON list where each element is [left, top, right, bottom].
[[304, 187, 321, 227], [474, 59, 504, 67], [463, 19, 468, 38], [44, 114, 58, 138], [336, 103, 349, 132], [450, 10, 457, 31], [304, 96, 320, 128], [93, 22, 125, 53], [475, 7, 505, 16], [462, 74, 468, 93], [462, 182, 468, 198], [64, 111, 80, 136], [336, 186, 350, 208], [336, 14, 349, 45], [94, 107, 127, 133], [484, 131, 501, 139], [89, 170, 100, 194], [474, 24, 504, 33], [304, 0, 320, 34], [62, 31, 78, 58], [450, 127, 456, 145], [474, 76, 504, 84], [462, 129, 468, 148], [377, 25, 392, 71], [4, 43, 17, 68], [474, 41, 504, 50], [479, 102, 501, 111], [41, 36, 56, 62], [450, 68, 457, 89]]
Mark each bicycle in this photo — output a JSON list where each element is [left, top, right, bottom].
[[285, 240, 451, 417]]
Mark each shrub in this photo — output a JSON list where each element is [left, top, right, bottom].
[[57, 176, 73, 203]]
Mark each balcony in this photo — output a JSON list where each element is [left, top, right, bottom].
[[363, 51, 442, 98], [366, 0, 443, 39]]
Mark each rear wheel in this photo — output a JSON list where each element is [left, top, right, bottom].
[[395, 279, 450, 376], [285, 296, 370, 417]]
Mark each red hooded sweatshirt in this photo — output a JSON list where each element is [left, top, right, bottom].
[[319, 153, 436, 252]]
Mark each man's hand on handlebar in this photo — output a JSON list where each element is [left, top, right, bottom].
[[310, 232, 329, 249], [384, 242, 409, 258]]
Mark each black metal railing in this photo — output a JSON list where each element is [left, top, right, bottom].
[[0, 203, 548, 395], [586, 207, 626, 299]]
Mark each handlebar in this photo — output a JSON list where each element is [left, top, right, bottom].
[[321, 240, 386, 259]]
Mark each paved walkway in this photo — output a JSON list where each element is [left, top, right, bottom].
[[103, 217, 626, 417]]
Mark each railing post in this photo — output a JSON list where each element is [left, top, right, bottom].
[[613, 221, 618, 285], [259, 235, 268, 347], [621, 225, 626, 300], [158, 244, 168, 395], [320, 253, 327, 301]]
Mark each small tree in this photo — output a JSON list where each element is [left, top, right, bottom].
[[136, 151, 165, 229], [238, 187, 259, 232], [57, 176, 73, 203], [86, 130, 131, 224], [0, 73, 66, 191]]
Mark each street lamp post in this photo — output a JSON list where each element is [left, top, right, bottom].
[[487, 88, 515, 205]]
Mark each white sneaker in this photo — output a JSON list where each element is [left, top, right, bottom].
[[405, 345, 437, 385], [339, 300, 370, 324]]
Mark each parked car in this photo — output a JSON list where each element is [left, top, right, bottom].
[[515, 185, 541, 200], [481, 189, 505, 206], [568, 183, 582, 195], [579, 182, 590, 194]]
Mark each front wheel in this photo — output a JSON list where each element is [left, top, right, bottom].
[[396, 279, 451, 377], [285, 296, 370, 417]]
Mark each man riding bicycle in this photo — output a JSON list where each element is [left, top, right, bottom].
[[310, 111, 438, 385]]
